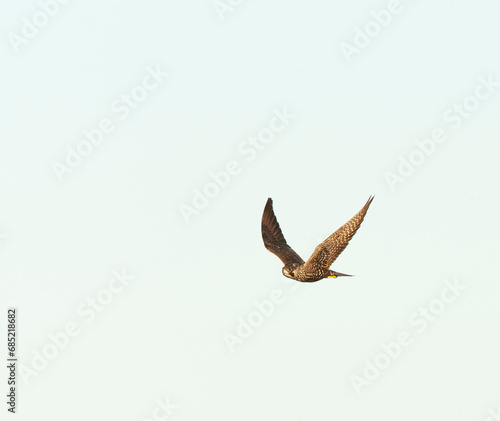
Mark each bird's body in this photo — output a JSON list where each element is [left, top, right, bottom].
[[282, 263, 349, 283], [261, 196, 374, 282]]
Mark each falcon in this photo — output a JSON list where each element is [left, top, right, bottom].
[[261, 196, 374, 282]]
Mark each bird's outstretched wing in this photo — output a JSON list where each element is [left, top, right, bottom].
[[261, 198, 305, 266], [304, 196, 374, 271]]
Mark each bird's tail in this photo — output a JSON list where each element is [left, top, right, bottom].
[[327, 270, 353, 278]]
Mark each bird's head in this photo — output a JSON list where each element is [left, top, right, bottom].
[[282, 263, 300, 279]]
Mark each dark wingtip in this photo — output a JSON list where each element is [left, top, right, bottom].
[[262, 198, 274, 229], [264, 198, 273, 212]]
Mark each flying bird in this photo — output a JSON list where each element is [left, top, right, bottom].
[[261, 196, 374, 282]]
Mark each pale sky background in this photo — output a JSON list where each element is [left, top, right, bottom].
[[1, 1, 500, 420]]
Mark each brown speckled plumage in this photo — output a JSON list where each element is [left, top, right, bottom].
[[261, 196, 374, 282]]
